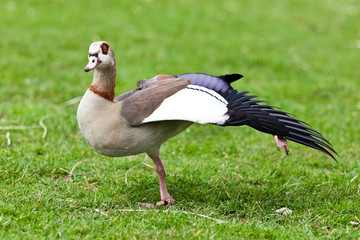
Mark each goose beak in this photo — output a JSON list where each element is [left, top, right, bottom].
[[84, 55, 101, 72]]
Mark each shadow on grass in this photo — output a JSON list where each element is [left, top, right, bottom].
[[114, 168, 356, 220]]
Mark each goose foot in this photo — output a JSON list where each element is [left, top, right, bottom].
[[137, 198, 175, 208], [273, 135, 289, 155], [156, 197, 175, 206]]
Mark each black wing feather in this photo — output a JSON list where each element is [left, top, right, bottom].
[[222, 90, 337, 160]]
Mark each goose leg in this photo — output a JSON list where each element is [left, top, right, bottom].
[[152, 156, 175, 206], [137, 154, 175, 208], [273, 135, 290, 154]]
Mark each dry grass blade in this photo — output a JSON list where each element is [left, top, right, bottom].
[[6, 132, 11, 146], [172, 210, 229, 223], [39, 116, 49, 139], [125, 163, 143, 185], [70, 159, 89, 175], [256, 201, 265, 214], [142, 162, 154, 168], [0, 125, 40, 130], [57, 172, 93, 182], [117, 209, 229, 223], [59, 168, 70, 174], [63, 96, 82, 106], [65, 160, 89, 182], [350, 175, 358, 183]]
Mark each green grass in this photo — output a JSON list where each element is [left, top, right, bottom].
[[1, 0, 359, 239]]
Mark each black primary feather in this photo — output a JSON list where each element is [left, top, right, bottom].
[[223, 90, 337, 160], [218, 73, 244, 84]]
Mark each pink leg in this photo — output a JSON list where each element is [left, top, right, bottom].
[[137, 155, 175, 207], [152, 156, 175, 206], [273, 135, 290, 155]]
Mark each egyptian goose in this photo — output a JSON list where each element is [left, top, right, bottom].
[[77, 41, 336, 206]]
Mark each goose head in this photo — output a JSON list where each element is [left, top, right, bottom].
[[84, 41, 115, 72]]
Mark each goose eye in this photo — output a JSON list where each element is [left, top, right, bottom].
[[101, 42, 109, 55]]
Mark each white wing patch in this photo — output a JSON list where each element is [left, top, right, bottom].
[[143, 85, 229, 125]]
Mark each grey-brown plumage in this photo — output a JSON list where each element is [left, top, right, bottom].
[[121, 78, 190, 126]]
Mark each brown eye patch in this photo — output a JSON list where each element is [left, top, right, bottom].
[[100, 42, 109, 55]]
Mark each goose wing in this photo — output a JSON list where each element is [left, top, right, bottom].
[[120, 75, 235, 126]]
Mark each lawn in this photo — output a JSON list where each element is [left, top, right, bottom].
[[0, 0, 359, 239]]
